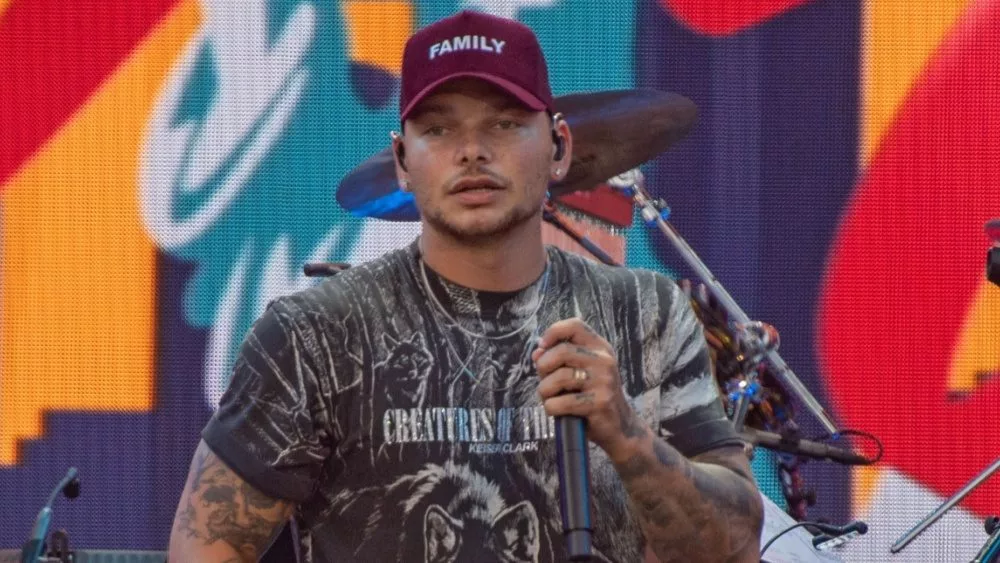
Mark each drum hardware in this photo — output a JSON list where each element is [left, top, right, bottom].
[[539, 181, 883, 523], [541, 201, 620, 267], [605, 169, 840, 436], [539, 198, 881, 522]]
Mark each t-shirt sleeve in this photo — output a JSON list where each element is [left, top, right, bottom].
[[650, 275, 746, 458], [201, 296, 332, 503]]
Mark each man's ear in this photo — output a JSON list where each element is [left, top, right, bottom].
[[549, 114, 573, 181], [391, 131, 409, 191]]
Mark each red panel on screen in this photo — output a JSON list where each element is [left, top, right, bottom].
[[0, 0, 180, 185], [819, 1, 1000, 515], [660, 0, 812, 36]]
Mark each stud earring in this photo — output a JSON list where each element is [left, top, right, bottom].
[[554, 168, 562, 177]]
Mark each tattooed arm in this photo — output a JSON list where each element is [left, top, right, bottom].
[[612, 423, 763, 563], [533, 275, 763, 561], [169, 440, 295, 563]]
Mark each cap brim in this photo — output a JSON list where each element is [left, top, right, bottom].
[[401, 72, 548, 121]]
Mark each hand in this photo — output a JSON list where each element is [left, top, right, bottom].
[[531, 317, 650, 460]]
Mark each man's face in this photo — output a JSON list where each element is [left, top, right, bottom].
[[397, 78, 558, 242]]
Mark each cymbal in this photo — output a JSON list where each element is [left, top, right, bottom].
[[336, 89, 697, 221]]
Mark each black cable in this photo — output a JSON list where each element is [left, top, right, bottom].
[[759, 521, 822, 558]]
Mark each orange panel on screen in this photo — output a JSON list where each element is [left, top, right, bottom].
[[861, 0, 971, 165], [343, 1, 413, 74], [0, 0, 202, 465]]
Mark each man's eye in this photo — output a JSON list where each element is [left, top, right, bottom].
[[495, 120, 519, 130], [424, 126, 447, 136]]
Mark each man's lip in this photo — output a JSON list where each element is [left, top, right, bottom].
[[453, 189, 502, 206], [449, 176, 505, 194]]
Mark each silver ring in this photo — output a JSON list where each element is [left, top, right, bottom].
[[573, 368, 589, 382]]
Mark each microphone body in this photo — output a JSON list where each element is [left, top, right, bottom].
[[741, 427, 872, 465], [555, 415, 593, 561], [811, 521, 868, 551]]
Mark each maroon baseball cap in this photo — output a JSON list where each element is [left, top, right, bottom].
[[399, 10, 554, 121]]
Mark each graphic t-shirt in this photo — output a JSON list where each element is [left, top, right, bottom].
[[202, 239, 744, 562]]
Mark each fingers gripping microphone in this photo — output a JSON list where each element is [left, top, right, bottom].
[[556, 415, 593, 560]]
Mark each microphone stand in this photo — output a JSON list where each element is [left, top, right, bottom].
[[604, 170, 839, 436], [542, 201, 619, 267], [541, 202, 870, 470], [21, 467, 79, 563], [889, 457, 1000, 556], [542, 183, 845, 558]]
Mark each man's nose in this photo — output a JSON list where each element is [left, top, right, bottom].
[[454, 129, 492, 165]]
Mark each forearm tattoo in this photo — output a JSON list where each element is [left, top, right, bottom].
[[619, 407, 648, 440], [175, 442, 292, 561], [616, 438, 762, 562]]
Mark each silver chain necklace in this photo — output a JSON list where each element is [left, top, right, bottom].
[[418, 253, 552, 341], [418, 253, 551, 385]]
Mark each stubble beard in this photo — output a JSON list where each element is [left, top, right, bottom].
[[423, 198, 539, 244]]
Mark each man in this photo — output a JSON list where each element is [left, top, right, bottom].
[[169, 10, 763, 563]]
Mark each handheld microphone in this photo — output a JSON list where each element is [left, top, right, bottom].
[[555, 416, 593, 561], [811, 521, 868, 551], [21, 467, 79, 563]]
